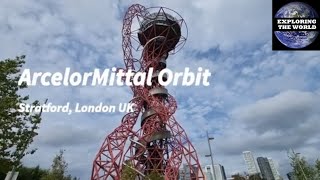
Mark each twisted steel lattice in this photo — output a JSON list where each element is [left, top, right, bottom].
[[91, 4, 204, 180]]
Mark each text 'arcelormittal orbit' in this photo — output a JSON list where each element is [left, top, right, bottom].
[[91, 4, 205, 180]]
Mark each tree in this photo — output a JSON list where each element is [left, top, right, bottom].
[[0, 158, 14, 174], [120, 162, 138, 180], [143, 171, 164, 180], [315, 159, 320, 179], [288, 150, 317, 180], [16, 165, 48, 180], [0, 55, 42, 167], [120, 162, 164, 180], [231, 173, 246, 180], [1, 164, 49, 180], [41, 150, 78, 180], [248, 173, 262, 180]]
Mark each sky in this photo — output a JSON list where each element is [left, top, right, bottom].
[[1, 0, 320, 179]]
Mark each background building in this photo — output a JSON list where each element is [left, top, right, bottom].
[[267, 158, 281, 180], [243, 151, 260, 175], [287, 172, 296, 180], [257, 157, 275, 180], [204, 165, 213, 180], [179, 164, 200, 180], [204, 164, 227, 180]]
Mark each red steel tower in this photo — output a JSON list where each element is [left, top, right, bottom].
[[91, 4, 205, 180]]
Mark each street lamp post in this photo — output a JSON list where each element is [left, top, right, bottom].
[[206, 131, 217, 180]]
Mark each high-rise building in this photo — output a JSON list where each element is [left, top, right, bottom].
[[243, 151, 260, 175], [204, 164, 227, 180], [267, 158, 281, 180], [257, 157, 275, 180]]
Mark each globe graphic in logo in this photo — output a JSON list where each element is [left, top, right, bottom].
[[274, 2, 319, 49]]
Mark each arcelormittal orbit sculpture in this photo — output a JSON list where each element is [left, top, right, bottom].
[[91, 4, 205, 180]]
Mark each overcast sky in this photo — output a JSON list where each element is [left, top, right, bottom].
[[1, 0, 320, 179]]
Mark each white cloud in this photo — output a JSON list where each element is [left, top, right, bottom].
[[231, 90, 320, 133]]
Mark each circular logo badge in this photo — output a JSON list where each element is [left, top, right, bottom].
[[274, 2, 319, 49]]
